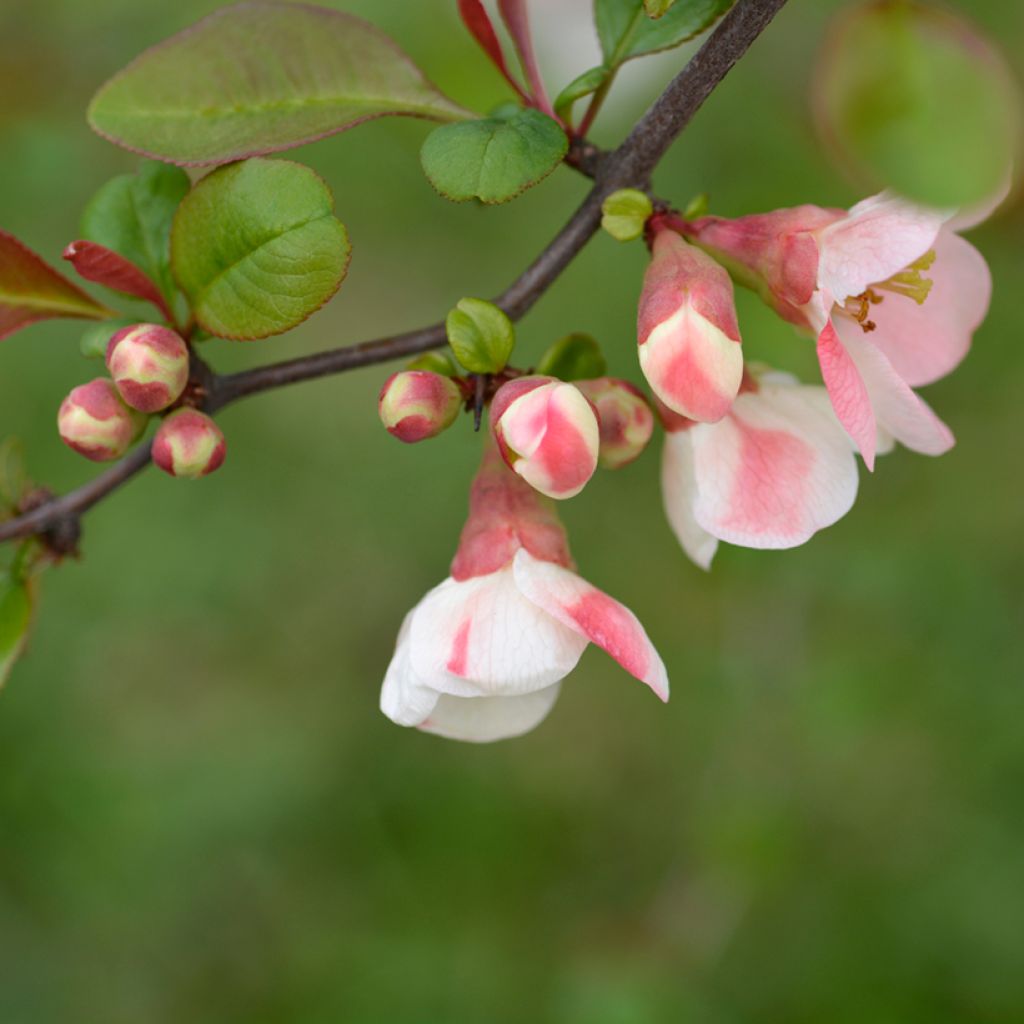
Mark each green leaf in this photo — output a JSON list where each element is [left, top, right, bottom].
[[421, 108, 568, 204], [170, 159, 351, 340], [815, 1, 1021, 209], [0, 438, 28, 514], [644, 0, 678, 16], [88, 2, 471, 166], [536, 333, 607, 381], [406, 350, 461, 377], [446, 298, 515, 374], [595, 0, 733, 65], [601, 188, 653, 241], [554, 66, 610, 123], [0, 231, 114, 342], [80, 161, 190, 308], [0, 570, 33, 689], [79, 318, 135, 361]]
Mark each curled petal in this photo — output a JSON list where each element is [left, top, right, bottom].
[[512, 550, 669, 701], [379, 612, 440, 728], [660, 429, 719, 570], [419, 684, 562, 743], [817, 321, 878, 469], [408, 571, 586, 698]]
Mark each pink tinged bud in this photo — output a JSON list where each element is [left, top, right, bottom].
[[378, 370, 463, 443], [152, 409, 226, 479], [58, 378, 145, 462], [637, 230, 744, 423], [490, 376, 600, 500], [576, 378, 654, 469], [105, 323, 189, 413]]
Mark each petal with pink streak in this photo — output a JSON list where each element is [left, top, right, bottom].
[[840, 330, 955, 457], [816, 192, 945, 302], [688, 382, 859, 550], [660, 430, 718, 570], [419, 684, 562, 743], [511, 550, 669, 701], [839, 229, 991, 387], [379, 612, 441, 728], [408, 570, 587, 698], [817, 321, 878, 469]]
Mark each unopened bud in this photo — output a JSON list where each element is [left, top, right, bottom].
[[577, 378, 655, 469], [491, 376, 599, 500], [58, 378, 145, 462], [378, 370, 463, 443], [106, 323, 190, 413], [637, 229, 743, 423], [152, 409, 226, 479]]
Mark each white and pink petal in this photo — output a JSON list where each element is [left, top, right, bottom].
[[419, 684, 562, 743], [660, 429, 719, 570]]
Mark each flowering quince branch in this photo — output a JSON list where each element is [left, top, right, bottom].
[[0, 0, 1011, 740]]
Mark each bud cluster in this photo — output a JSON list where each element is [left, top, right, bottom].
[[57, 322, 226, 479]]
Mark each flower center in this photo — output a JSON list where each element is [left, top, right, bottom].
[[841, 250, 936, 333]]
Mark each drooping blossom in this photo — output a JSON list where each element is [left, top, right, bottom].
[[660, 368, 859, 569], [380, 438, 668, 742], [636, 227, 744, 423], [684, 191, 995, 467], [491, 375, 600, 499]]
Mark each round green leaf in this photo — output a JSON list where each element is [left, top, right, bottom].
[[536, 333, 607, 381], [815, 1, 1021, 209], [601, 188, 653, 241], [446, 298, 515, 374], [88, 2, 470, 166], [171, 159, 351, 340], [421, 108, 568, 205]]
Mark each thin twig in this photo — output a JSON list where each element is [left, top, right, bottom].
[[0, 0, 789, 545]]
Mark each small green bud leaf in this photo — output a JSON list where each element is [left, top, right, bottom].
[[601, 188, 653, 241], [536, 333, 607, 382], [554, 66, 609, 123], [421, 108, 568, 205], [79, 318, 135, 360], [0, 569, 34, 689], [446, 298, 515, 374], [405, 350, 461, 377], [682, 192, 709, 220]]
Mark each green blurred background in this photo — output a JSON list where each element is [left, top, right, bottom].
[[1, 1, 1022, 1021]]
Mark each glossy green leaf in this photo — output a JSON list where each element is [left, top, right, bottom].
[[644, 0, 678, 16], [536, 333, 607, 381], [88, 2, 470, 166], [421, 108, 568, 204], [0, 231, 114, 342], [446, 298, 515, 374], [554, 66, 609, 123], [595, 0, 732, 65], [601, 188, 653, 241], [406, 350, 461, 377], [80, 161, 190, 307], [171, 159, 351, 340], [815, 1, 1021, 208], [0, 570, 33, 688]]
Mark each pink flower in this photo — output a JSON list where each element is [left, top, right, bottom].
[[685, 191, 994, 468], [636, 227, 743, 423], [660, 368, 859, 569], [491, 376, 600, 499], [380, 441, 668, 742]]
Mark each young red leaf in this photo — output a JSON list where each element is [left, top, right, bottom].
[[497, 0, 553, 116], [457, 0, 525, 98], [63, 240, 173, 323], [0, 230, 114, 342]]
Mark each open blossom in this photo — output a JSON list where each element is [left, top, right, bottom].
[[661, 368, 859, 569], [380, 440, 668, 742], [637, 227, 743, 423], [491, 376, 599, 499], [684, 191, 994, 468]]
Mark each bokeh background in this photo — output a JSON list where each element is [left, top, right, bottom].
[[1, 1, 1022, 1020]]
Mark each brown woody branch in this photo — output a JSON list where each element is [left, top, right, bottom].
[[0, 0, 788, 546]]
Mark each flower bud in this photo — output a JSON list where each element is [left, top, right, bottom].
[[105, 323, 190, 413], [152, 409, 226, 479], [637, 229, 743, 423], [57, 379, 145, 462], [490, 376, 599, 500], [576, 378, 655, 469], [378, 370, 463, 443]]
